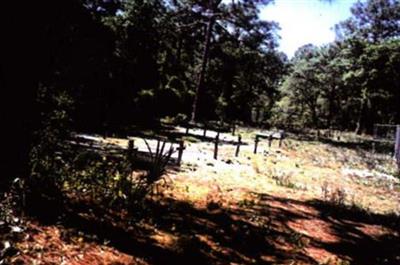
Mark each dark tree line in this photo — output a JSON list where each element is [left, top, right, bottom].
[[1, 0, 399, 189], [0, 0, 284, 187], [274, 0, 400, 134]]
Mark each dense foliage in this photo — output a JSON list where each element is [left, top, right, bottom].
[[275, 0, 400, 133], [1, 3, 400, 264], [0, 0, 399, 190]]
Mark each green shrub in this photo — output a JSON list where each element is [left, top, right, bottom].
[[143, 139, 174, 186]]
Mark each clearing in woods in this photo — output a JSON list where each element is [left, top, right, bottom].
[[14, 126, 400, 265]]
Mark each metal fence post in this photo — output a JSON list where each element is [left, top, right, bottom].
[[395, 125, 400, 167]]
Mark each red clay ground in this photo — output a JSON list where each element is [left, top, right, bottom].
[[11, 193, 400, 265], [5, 128, 400, 264]]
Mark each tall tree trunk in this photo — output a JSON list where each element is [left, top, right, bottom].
[[311, 106, 319, 128], [326, 86, 336, 129], [306, 99, 319, 128], [355, 98, 366, 135], [190, 17, 215, 122], [176, 32, 183, 66]]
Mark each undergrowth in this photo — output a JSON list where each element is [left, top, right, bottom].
[[23, 85, 174, 221]]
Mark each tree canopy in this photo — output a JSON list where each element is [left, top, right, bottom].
[[1, 0, 400, 186], [275, 0, 400, 133]]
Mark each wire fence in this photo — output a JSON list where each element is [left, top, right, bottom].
[[373, 124, 400, 166]]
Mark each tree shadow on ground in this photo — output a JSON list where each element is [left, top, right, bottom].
[[288, 131, 393, 156], [317, 137, 394, 156], [285, 133, 396, 172], [307, 199, 400, 265], [254, 193, 400, 265], [26, 190, 400, 265], [120, 123, 247, 146]]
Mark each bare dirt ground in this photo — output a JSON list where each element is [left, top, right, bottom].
[[10, 126, 400, 264]]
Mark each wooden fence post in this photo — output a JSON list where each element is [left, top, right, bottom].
[[214, 132, 220, 160], [268, 134, 273, 147], [279, 130, 285, 147], [89, 139, 94, 149], [373, 125, 378, 138], [185, 123, 189, 135], [127, 139, 135, 161], [203, 125, 207, 137], [235, 135, 242, 157], [254, 136, 259, 154], [177, 140, 185, 166]]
